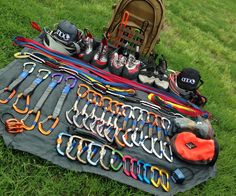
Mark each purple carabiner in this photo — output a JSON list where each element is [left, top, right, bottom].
[[65, 76, 77, 88], [52, 73, 64, 83]]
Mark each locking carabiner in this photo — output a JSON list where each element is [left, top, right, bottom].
[[65, 135, 82, 160], [160, 169, 170, 192], [151, 166, 161, 188], [137, 160, 145, 182], [99, 145, 114, 170], [130, 158, 138, 180], [143, 163, 152, 184], [56, 132, 72, 156], [77, 138, 92, 164], [87, 142, 102, 166], [122, 155, 132, 176], [110, 149, 123, 171]]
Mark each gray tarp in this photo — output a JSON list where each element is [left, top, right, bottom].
[[0, 47, 216, 195]]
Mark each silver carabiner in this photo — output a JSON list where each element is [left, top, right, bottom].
[[23, 62, 36, 73], [152, 137, 163, 159], [131, 128, 143, 147], [140, 135, 153, 154], [162, 141, 173, 163], [122, 128, 134, 147]]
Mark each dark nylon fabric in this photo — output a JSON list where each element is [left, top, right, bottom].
[[0, 47, 216, 195]]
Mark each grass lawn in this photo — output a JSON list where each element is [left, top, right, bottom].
[[0, 0, 235, 195]]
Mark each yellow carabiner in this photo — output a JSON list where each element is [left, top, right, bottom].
[[14, 52, 30, 59], [151, 166, 161, 188], [160, 169, 170, 192]]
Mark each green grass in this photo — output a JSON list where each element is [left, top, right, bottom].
[[0, 0, 235, 195]]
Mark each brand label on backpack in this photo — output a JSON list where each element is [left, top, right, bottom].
[[55, 29, 70, 41], [185, 142, 196, 149], [181, 78, 196, 85]]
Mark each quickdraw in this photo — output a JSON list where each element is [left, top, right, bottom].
[[13, 69, 51, 114], [38, 76, 77, 135], [21, 73, 63, 131], [66, 84, 89, 124], [0, 62, 36, 104]]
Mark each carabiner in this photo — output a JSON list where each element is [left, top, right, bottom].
[[0, 88, 16, 104], [65, 76, 77, 88], [23, 62, 36, 73], [152, 137, 163, 159], [121, 104, 133, 130], [87, 142, 102, 166], [130, 158, 138, 180], [38, 116, 59, 135], [114, 128, 126, 148], [160, 169, 170, 192], [140, 135, 153, 154], [21, 110, 41, 131], [66, 84, 90, 124], [122, 128, 134, 148], [37, 69, 51, 79], [161, 117, 171, 143], [131, 106, 142, 130], [51, 73, 64, 83], [65, 135, 82, 160], [143, 163, 152, 185], [104, 125, 118, 143], [137, 160, 145, 182], [77, 138, 92, 164], [99, 145, 114, 170], [56, 132, 72, 156], [131, 128, 143, 147], [137, 109, 149, 130], [162, 141, 174, 163], [151, 166, 161, 188], [110, 149, 123, 171], [122, 155, 132, 176], [14, 52, 30, 59], [147, 112, 157, 138]]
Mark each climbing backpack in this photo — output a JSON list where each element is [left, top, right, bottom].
[[105, 0, 165, 56]]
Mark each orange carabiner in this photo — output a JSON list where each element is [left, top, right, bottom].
[[12, 93, 30, 114], [38, 116, 59, 135], [114, 128, 126, 148], [21, 110, 41, 131], [77, 83, 90, 98], [0, 87, 16, 104]]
